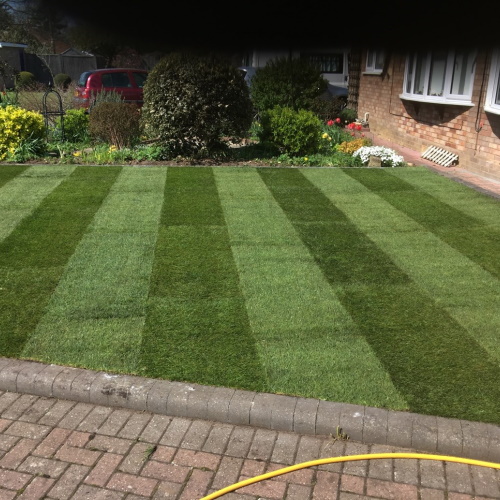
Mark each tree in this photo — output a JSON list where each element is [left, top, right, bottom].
[[68, 23, 126, 68], [0, 0, 62, 52]]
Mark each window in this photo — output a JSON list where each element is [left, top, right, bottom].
[[102, 72, 131, 88], [485, 50, 500, 114], [303, 53, 344, 73], [132, 72, 148, 88], [401, 49, 476, 105], [365, 50, 385, 73]]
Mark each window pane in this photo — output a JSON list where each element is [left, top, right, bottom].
[[495, 69, 500, 105], [427, 51, 447, 97], [406, 54, 414, 93], [375, 51, 385, 70], [366, 50, 374, 68], [413, 54, 426, 95], [133, 72, 147, 88], [451, 51, 474, 95]]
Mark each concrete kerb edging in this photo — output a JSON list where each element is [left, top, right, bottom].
[[0, 357, 498, 462]]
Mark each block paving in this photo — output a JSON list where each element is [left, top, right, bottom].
[[0, 390, 498, 499]]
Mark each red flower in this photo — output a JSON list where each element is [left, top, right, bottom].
[[335, 117, 341, 123], [327, 120, 334, 126]]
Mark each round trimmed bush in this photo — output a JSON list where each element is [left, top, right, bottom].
[[141, 51, 253, 158], [54, 73, 71, 89], [15, 71, 36, 89]]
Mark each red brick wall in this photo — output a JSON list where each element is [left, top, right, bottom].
[[356, 50, 500, 181]]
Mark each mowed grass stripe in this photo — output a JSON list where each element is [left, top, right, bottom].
[[344, 168, 500, 279], [0, 165, 77, 241], [259, 168, 500, 423], [140, 167, 267, 390], [215, 168, 407, 408], [0, 165, 30, 188], [303, 168, 500, 363], [387, 167, 500, 227], [0, 166, 121, 357], [22, 167, 166, 372]]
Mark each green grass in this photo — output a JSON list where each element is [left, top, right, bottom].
[[1, 164, 499, 424]]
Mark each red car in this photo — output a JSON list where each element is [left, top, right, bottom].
[[74, 68, 148, 109]]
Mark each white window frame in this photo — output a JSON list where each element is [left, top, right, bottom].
[[484, 50, 500, 114], [365, 50, 385, 74], [400, 49, 476, 106]]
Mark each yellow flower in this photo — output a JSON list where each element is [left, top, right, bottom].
[[109, 145, 117, 152], [304, 157, 308, 161], [73, 151, 81, 157]]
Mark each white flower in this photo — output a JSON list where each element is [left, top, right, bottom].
[[353, 146, 405, 167]]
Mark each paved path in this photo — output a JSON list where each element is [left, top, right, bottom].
[[0, 358, 498, 499], [0, 153, 499, 499]]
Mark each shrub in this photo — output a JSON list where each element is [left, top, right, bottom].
[[54, 73, 71, 89], [311, 95, 346, 122], [0, 105, 45, 160], [15, 71, 36, 89], [339, 107, 357, 125], [89, 102, 141, 149], [141, 51, 253, 158], [56, 108, 89, 143], [335, 137, 370, 154], [250, 57, 328, 114], [258, 105, 322, 156]]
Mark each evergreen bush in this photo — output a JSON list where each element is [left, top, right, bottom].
[[57, 108, 89, 143], [0, 105, 45, 160], [141, 51, 253, 158], [15, 71, 36, 89], [258, 105, 322, 156], [54, 73, 71, 89], [250, 57, 328, 114]]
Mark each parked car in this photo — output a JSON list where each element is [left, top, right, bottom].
[[73, 68, 148, 109]]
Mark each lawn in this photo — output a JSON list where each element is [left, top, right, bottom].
[[1, 164, 499, 425]]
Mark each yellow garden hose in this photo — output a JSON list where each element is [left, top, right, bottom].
[[200, 453, 500, 500]]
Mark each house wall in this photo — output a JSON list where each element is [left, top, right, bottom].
[[356, 50, 500, 181]]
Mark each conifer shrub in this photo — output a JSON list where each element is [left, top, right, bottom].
[[258, 105, 322, 156], [88, 102, 141, 149], [250, 57, 328, 114], [141, 51, 253, 158]]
